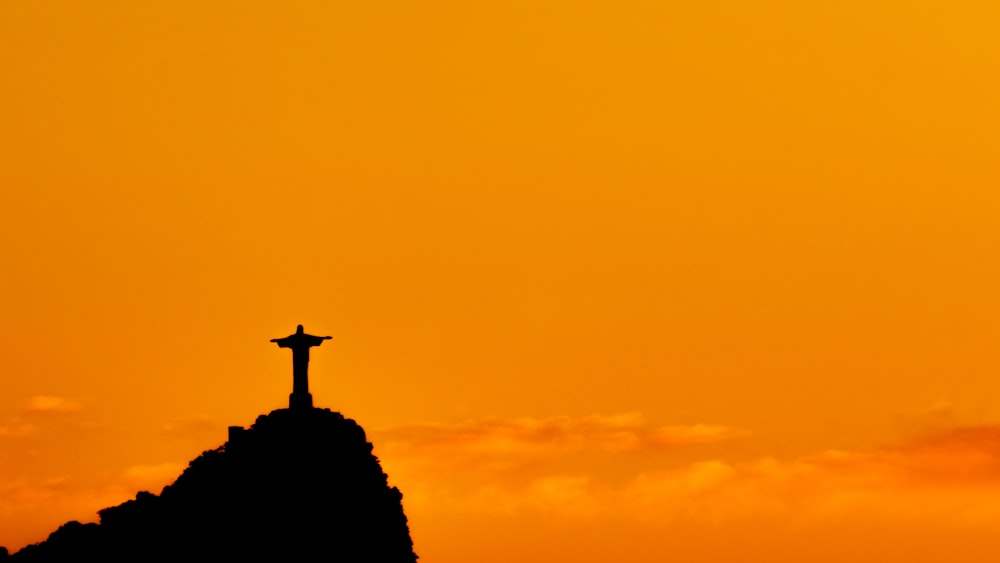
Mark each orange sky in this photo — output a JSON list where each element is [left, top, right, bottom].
[[2, 1, 1000, 560]]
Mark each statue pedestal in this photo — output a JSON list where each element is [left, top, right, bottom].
[[289, 392, 314, 410]]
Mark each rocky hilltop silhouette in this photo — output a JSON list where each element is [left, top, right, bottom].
[[5, 326, 418, 562], [9, 408, 418, 562]]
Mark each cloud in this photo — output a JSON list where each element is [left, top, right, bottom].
[[0, 424, 36, 438], [638, 426, 1000, 525], [372, 413, 750, 520], [161, 417, 217, 437], [122, 463, 184, 485], [375, 413, 747, 460], [648, 424, 749, 447], [0, 396, 82, 441], [23, 396, 82, 414], [853, 424, 1000, 486], [0, 476, 137, 551], [618, 427, 1000, 527], [379, 417, 1000, 532]]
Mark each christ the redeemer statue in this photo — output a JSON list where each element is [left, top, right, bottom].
[[271, 324, 332, 410]]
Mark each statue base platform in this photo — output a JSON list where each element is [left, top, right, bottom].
[[289, 392, 314, 410]]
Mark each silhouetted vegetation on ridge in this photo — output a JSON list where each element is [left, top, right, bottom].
[[10, 408, 418, 562]]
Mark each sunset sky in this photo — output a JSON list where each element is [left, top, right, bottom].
[[2, 1, 1000, 560]]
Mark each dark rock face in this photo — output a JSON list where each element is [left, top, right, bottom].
[[11, 409, 418, 562]]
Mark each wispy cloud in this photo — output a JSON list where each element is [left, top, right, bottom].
[[377, 415, 1000, 531], [619, 425, 1000, 526], [161, 416, 217, 437], [0, 424, 36, 438], [122, 463, 184, 487], [376, 413, 747, 459], [22, 396, 82, 414]]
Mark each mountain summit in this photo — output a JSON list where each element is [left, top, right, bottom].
[[6, 326, 418, 562]]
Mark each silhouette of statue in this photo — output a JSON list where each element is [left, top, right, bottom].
[[271, 325, 332, 410]]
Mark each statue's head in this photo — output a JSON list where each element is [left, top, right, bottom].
[[296, 324, 304, 334]]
